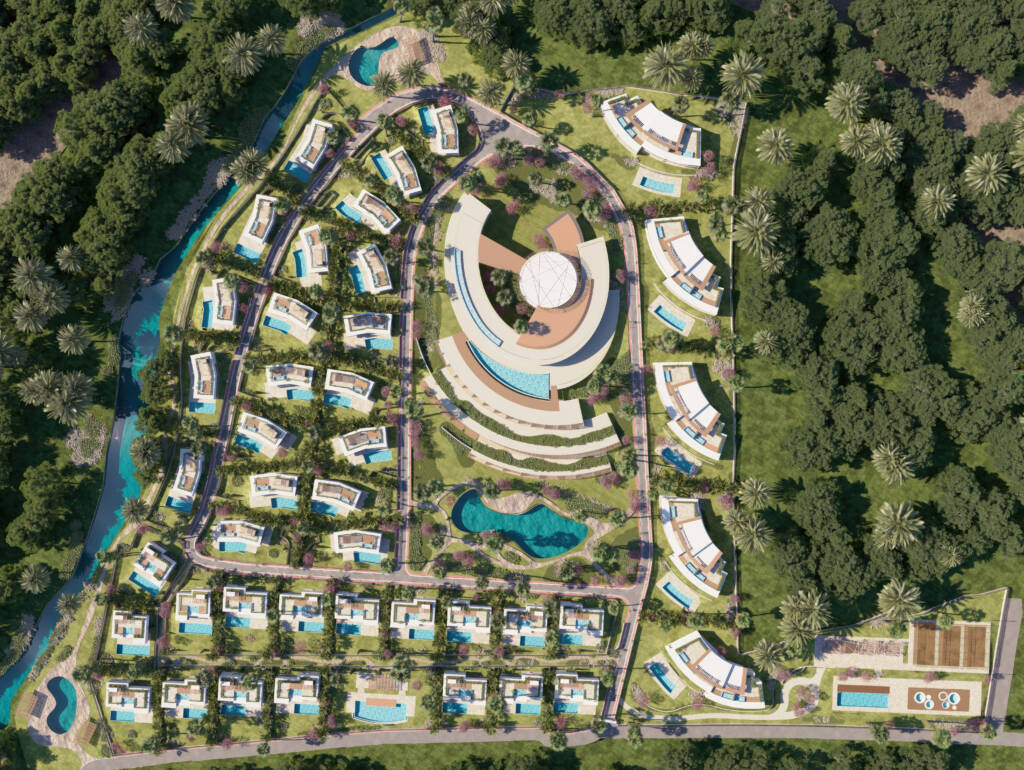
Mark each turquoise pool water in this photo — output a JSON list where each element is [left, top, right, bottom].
[[640, 176, 676, 194], [311, 501, 341, 516], [116, 643, 151, 656], [221, 703, 247, 716], [354, 551, 382, 563], [128, 572, 161, 596], [178, 622, 212, 634], [298, 621, 324, 632], [520, 635, 545, 647], [363, 449, 393, 463], [366, 337, 393, 349], [447, 630, 472, 643], [452, 248, 503, 347], [110, 710, 136, 722], [263, 315, 292, 334], [443, 701, 468, 714], [294, 703, 320, 715], [349, 265, 367, 294], [661, 582, 693, 608], [452, 490, 587, 559], [182, 707, 207, 719], [336, 200, 363, 222], [325, 393, 353, 408], [350, 37, 399, 86], [467, 342, 550, 399], [284, 160, 312, 182], [286, 388, 313, 401], [409, 628, 434, 640], [234, 433, 263, 454], [337, 623, 362, 635], [418, 105, 436, 136], [662, 447, 698, 475], [554, 702, 579, 714], [654, 305, 690, 333], [516, 702, 541, 714], [234, 243, 262, 261], [165, 495, 192, 511], [219, 541, 248, 552], [271, 496, 298, 509], [225, 616, 251, 628], [201, 301, 213, 329], [293, 249, 308, 278], [560, 632, 584, 645], [837, 690, 889, 708], [355, 701, 407, 723], [371, 152, 392, 180], [46, 677, 76, 734], [648, 662, 676, 693], [188, 400, 216, 413]]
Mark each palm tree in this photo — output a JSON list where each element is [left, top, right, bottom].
[[873, 502, 923, 550], [749, 638, 786, 673], [222, 32, 264, 78], [424, 6, 447, 37], [677, 30, 713, 60], [122, 9, 159, 48], [155, 130, 189, 164], [56, 592, 80, 617], [780, 588, 833, 633], [19, 564, 51, 595], [12, 301, 48, 334], [55, 245, 84, 274], [500, 49, 532, 83], [743, 186, 774, 213], [734, 207, 779, 258], [957, 290, 990, 328], [642, 42, 689, 91], [57, 324, 92, 356], [166, 100, 209, 148], [838, 122, 870, 160], [752, 328, 778, 357], [872, 441, 915, 485], [45, 371, 94, 426], [778, 613, 815, 651], [679, 67, 704, 95], [228, 148, 267, 186], [121, 497, 149, 526], [397, 60, 425, 89], [154, 0, 193, 24], [755, 127, 793, 165], [0, 332, 27, 370], [919, 183, 957, 222], [877, 579, 922, 623], [479, 0, 508, 19], [964, 152, 1010, 196], [12, 256, 54, 297], [17, 369, 60, 406], [372, 71, 398, 99], [824, 81, 867, 124], [36, 282, 69, 316], [864, 119, 902, 167], [732, 514, 773, 553], [255, 23, 285, 56], [719, 51, 765, 102], [738, 477, 771, 510], [479, 78, 505, 107], [1010, 137, 1024, 172], [759, 251, 786, 275]]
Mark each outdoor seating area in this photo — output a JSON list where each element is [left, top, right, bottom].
[[264, 363, 314, 400], [188, 352, 217, 412], [446, 600, 491, 644], [175, 588, 212, 634], [503, 605, 548, 647], [431, 104, 459, 156], [558, 602, 604, 647], [325, 369, 376, 412], [105, 680, 152, 723], [110, 610, 150, 656], [350, 244, 392, 295], [645, 217, 722, 315], [653, 362, 727, 461], [332, 426, 391, 464], [236, 195, 277, 260], [218, 673, 264, 716], [311, 478, 366, 516], [235, 412, 291, 458], [273, 673, 320, 715], [659, 496, 726, 597], [442, 671, 487, 716], [601, 94, 701, 168], [167, 448, 202, 509], [335, 592, 380, 636], [295, 224, 329, 286], [222, 585, 269, 629], [390, 598, 436, 640], [329, 530, 384, 563], [130, 543, 176, 596], [665, 631, 765, 709], [342, 312, 393, 350], [553, 671, 600, 715], [161, 678, 207, 719], [214, 519, 269, 553], [292, 119, 333, 174], [279, 591, 324, 633], [201, 277, 237, 330], [249, 472, 299, 509], [264, 292, 318, 344]]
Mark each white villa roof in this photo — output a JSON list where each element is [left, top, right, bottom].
[[635, 102, 685, 143]]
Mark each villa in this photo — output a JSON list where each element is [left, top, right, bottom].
[[223, 585, 269, 629], [175, 588, 212, 634], [214, 519, 269, 554], [249, 472, 299, 509], [292, 118, 333, 173], [442, 671, 487, 716], [110, 610, 150, 656], [342, 312, 392, 350], [235, 412, 290, 458], [332, 426, 390, 464], [601, 94, 701, 168], [500, 672, 544, 715], [236, 195, 277, 260], [296, 224, 329, 286], [386, 146, 421, 197], [188, 352, 218, 410], [130, 542, 176, 596], [274, 673, 320, 715], [330, 530, 384, 564], [106, 680, 152, 723], [665, 631, 765, 709], [311, 478, 366, 516], [201, 277, 237, 331], [503, 605, 548, 648], [558, 602, 604, 647], [264, 363, 314, 400], [335, 592, 380, 637], [166, 447, 202, 511], [350, 244, 392, 295], [553, 671, 601, 715], [653, 362, 727, 461], [324, 369, 376, 412], [645, 217, 722, 315], [431, 104, 459, 156], [161, 678, 208, 719], [390, 598, 436, 640], [446, 600, 492, 644], [264, 292, 318, 344], [659, 497, 726, 597], [218, 673, 264, 717], [279, 590, 324, 633], [343, 189, 400, 234]]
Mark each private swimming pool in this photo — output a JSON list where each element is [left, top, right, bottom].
[[349, 265, 367, 294], [662, 447, 699, 475], [447, 630, 473, 643], [520, 635, 545, 647], [294, 703, 320, 715], [298, 620, 324, 633], [188, 400, 216, 413], [354, 700, 407, 723], [443, 701, 468, 714], [409, 628, 434, 640], [270, 496, 299, 509], [354, 551, 382, 563], [325, 393, 353, 408], [467, 341, 550, 400], [451, 490, 587, 559], [559, 632, 584, 646], [178, 622, 212, 634], [263, 315, 292, 334], [660, 581, 694, 609], [128, 572, 161, 596], [293, 249, 308, 278], [165, 495, 192, 511], [349, 37, 399, 86], [640, 176, 676, 195], [234, 433, 263, 454], [286, 389, 313, 401], [366, 337, 393, 350], [337, 623, 362, 635], [201, 301, 213, 329], [418, 105, 436, 136], [554, 701, 579, 714], [648, 662, 676, 693], [234, 243, 262, 262], [225, 616, 251, 628], [654, 305, 691, 333], [362, 449, 393, 463], [46, 677, 76, 735], [284, 160, 312, 182], [371, 152, 392, 180], [220, 703, 248, 716], [311, 501, 341, 516], [516, 702, 541, 714], [219, 541, 249, 552], [116, 643, 151, 656], [336, 200, 363, 222]]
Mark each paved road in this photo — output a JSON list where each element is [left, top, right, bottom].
[[988, 598, 1022, 724]]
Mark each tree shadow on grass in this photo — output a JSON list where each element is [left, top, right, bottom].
[[539, 64, 580, 91]]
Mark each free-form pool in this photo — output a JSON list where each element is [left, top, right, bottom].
[[349, 37, 399, 86], [46, 677, 76, 734], [467, 341, 550, 400], [452, 490, 587, 559]]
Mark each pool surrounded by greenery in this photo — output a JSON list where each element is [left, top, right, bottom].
[[45, 677, 76, 734], [349, 37, 399, 86], [451, 490, 588, 559]]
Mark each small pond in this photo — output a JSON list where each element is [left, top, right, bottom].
[[451, 490, 587, 559]]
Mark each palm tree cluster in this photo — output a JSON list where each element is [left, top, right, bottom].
[[10, 255, 70, 334], [873, 502, 923, 550], [824, 81, 867, 125], [156, 99, 209, 165], [754, 126, 793, 165], [871, 441, 915, 485], [877, 578, 923, 623], [839, 119, 903, 167], [963, 152, 1010, 197], [454, 0, 508, 48], [17, 368, 94, 426], [957, 290, 990, 328], [778, 589, 832, 652], [641, 31, 709, 93], [729, 511, 773, 554]]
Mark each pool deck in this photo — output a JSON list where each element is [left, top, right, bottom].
[[334, 24, 445, 90], [645, 653, 685, 699], [632, 165, 683, 198], [656, 572, 702, 611], [647, 294, 697, 336], [833, 677, 982, 716]]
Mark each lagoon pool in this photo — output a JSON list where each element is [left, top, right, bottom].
[[46, 677, 76, 734], [234, 243, 262, 262], [350, 37, 399, 86], [355, 700, 407, 723], [452, 490, 587, 559]]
